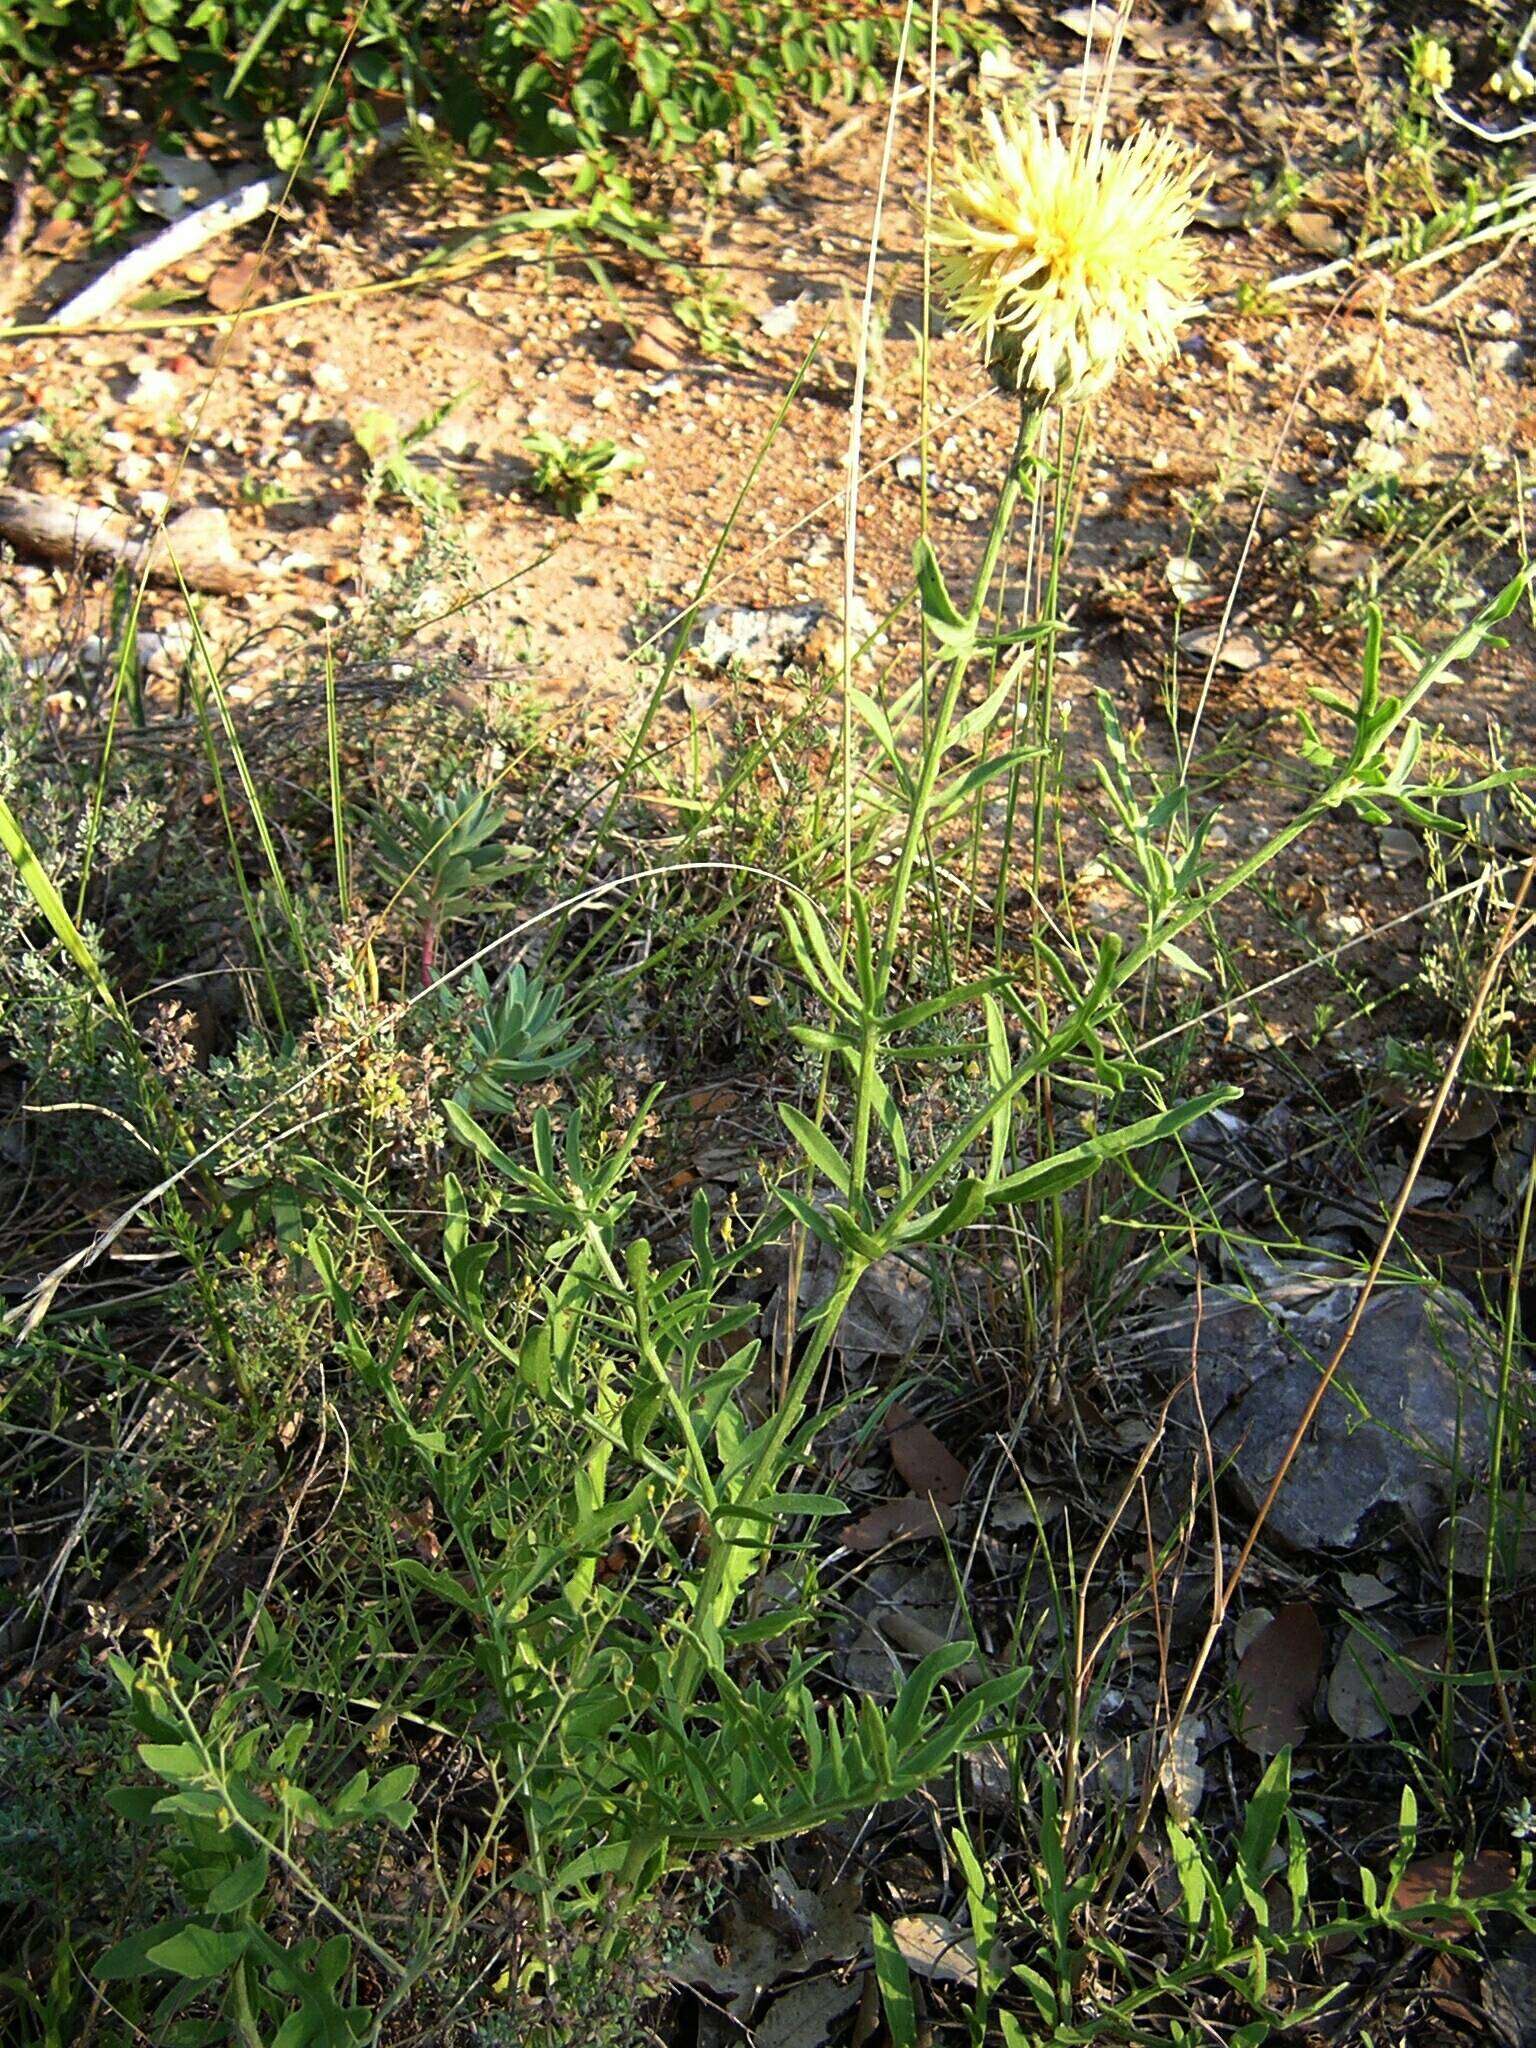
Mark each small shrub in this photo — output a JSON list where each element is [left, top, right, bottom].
[[524, 430, 641, 520], [0, 1, 992, 237]]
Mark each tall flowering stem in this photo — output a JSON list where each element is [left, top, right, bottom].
[[668, 405, 1041, 1730], [730, 105, 1212, 1615], [875, 402, 1041, 992], [679, 95, 1208, 1781], [847, 401, 1042, 1196]]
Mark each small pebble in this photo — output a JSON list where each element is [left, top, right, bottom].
[[125, 367, 181, 412]]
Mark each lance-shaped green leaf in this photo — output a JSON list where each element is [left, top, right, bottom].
[[779, 900, 861, 1015], [0, 791, 118, 1010], [779, 1104, 852, 1195], [872, 1915, 918, 2048], [776, 1185, 846, 1250], [983, 993, 1012, 1179], [931, 745, 1042, 825], [982, 1086, 1239, 1212], [893, 1173, 989, 1249], [914, 535, 974, 651], [883, 970, 1017, 1036], [849, 687, 917, 795]]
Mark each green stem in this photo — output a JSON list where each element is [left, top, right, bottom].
[[674, 1255, 865, 1708], [878, 549, 1527, 1247], [846, 404, 1041, 1206], [229, 1952, 265, 2048], [874, 405, 1041, 999], [678, 412, 1042, 1717]]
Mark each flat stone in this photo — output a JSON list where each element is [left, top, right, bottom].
[[1162, 1278, 1501, 1552], [1180, 625, 1266, 672], [691, 598, 878, 676]]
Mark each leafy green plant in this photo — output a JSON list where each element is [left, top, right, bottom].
[[38, 390, 107, 479], [453, 961, 588, 1113], [664, 262, 748, 358], [354, 396, 465, 520], [523, 430, 641, 520], [0, 1706, 129, 1917], [0, 0, 991, 238], [311, 1130, 1034, 1912], [870, 1767, 1536, 2045], [1405, 757, 1536, 1087], [371, 785, 532, 982], [95, 1636, 417, 2046], [238, 474, 297, 511]]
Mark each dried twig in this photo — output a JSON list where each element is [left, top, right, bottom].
[[0, 486, 250, 595], [46, 122, 408, 329], [48, 172, 282, 329]]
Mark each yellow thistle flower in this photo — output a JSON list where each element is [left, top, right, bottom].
[[934, 101, 1206, 406], [1412, 35, 1453, 95]]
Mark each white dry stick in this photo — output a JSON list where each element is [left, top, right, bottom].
[[48, 171, 281, 328], [838, 0, 915, 906], [47, 122, 410, 328]]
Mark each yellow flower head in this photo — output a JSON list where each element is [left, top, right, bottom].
[[1412, 35, 1453, 95], [934, 101, 1206, 406]]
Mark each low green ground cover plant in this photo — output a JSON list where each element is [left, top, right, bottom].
[[524, 431, 642, 521]]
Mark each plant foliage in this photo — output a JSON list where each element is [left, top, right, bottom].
[[1, 0, 989, 237]]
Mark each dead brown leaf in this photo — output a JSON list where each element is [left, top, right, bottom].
[[1438, 1492, 1536, 1578], [889, 1913, 978, 1987], [985, 1491, 1062, 1533], [884, 1401, 968, 1506], [206, 251, 265, 313], [842, 1497, 956, 1553], [1233, 1602, 1324, 1754], [1395, 1850, 1516, 1937], [1160, 1715, 1208, 1821], [1482, 1933, 1536, 2044], [1285, 209, 1347, 255], [755, 1974, 864, 2048], [32, 215, 78, 256], [1327, 1630, 1444, 1739]]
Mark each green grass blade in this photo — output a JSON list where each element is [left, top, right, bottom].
[[0, 790, 118, 1011]]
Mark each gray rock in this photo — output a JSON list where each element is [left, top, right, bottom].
[[691, 598, 879, 676], [695, 602, 822, 674], [1163, 1277, 1501, 1552], [1484, 1933, 1536, 2047]]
